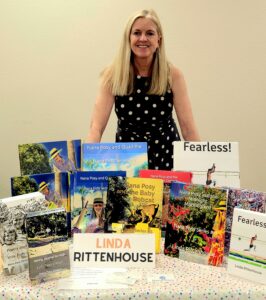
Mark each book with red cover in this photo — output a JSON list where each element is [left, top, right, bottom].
[[139, 170, 193, 230]]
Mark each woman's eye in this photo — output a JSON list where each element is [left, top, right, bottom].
[[147, 31, 155, 36], [133, 31, 141, 36]]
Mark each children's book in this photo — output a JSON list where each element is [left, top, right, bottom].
[[105, 176, 164, 253], [0, 192, 46, 275], [18, 139, 81, 175], [82, 142, 148, 177], [11, 172, 69, 211], [139, 169, 193, 231], [25, 208, 70, 285], [70, 171, 126, 234], [164, 182, 228, 266], [227, 208, 266, 285], [173, 141, 240, 188], [224, 188, 266, 257]]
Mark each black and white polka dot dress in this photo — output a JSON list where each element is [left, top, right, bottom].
[[115, 75, 180, 170]]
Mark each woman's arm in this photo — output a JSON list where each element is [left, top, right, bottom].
[[87, 79, 115, 142], [171, 66, 200, 141]]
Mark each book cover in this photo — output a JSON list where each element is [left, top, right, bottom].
[[139, 169, 193, 230], [0, 192, 46, 275], [173, 141, 240, 188], [70, 171, 126, 234], [227, 208, 266, 285], [224, 188, 266, 256], [105, 176, 163, 252], [164, 182, 228, 266], [11, 172, 69, 211], [18, 139, 81, 175], [25, 208, 70, 285], [82, 142, 148, 177]]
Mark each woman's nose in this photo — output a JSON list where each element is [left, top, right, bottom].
[[139, 33, 148, 41]]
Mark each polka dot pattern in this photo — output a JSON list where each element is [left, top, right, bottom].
[[115, 76, 180, 170]]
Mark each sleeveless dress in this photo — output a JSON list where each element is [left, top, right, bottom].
[[114, 75, 180, 170]]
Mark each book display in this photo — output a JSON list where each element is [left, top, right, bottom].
[[70, 170, 126, 234], [164, 182, 228, 266], [82, 142, 148, 176], [1, 138, 265, 298], [25, 208, 70, 285], [173, 141, 240, 188], [227, 208, 266, 284], [0, 192, 47, 275]]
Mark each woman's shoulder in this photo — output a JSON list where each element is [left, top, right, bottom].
[[169, 65, 184, 82]]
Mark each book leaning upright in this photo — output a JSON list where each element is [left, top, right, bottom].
[[173, 141, 240, 188], [227, 208, 266, 284]]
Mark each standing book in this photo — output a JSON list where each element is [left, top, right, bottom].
[[105, 176, 163, 253], [164, 182, 228, 266], [0, 192, 46, 275], [173, 141, 240, 188], [18, 139, 81, 175], [70, 171, 126, 234], [25, 208, 70, 285], [227, 208, 266, 285], [82, 142, 148, 177]]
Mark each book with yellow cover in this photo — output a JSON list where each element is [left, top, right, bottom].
[[105, 176, 163, 253]]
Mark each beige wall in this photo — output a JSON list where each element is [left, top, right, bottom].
[[0, 0, 265, 198]]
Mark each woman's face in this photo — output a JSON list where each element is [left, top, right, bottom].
[[130, 17, 160, 62], [4, 229, 16, 245], [93, 203, 103, 215]]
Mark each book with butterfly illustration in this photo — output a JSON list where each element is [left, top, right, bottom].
[[70, 170, 126, 234], [164, 182, 228, 266], [25, 208, 70, 285], [105, 176, 164, 253], [18, 139, 81, 175], [173, 141, 240, 188], [139, 169, 193, 231], [82, 142, 148, 177], [0, 192, 47, 275], [227, 208, 266, 285]]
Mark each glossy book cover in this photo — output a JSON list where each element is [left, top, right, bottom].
[[164, 182, 228, 266], [82, 142, 148, 177]]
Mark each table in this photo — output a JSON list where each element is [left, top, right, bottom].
[[0, 253, 265, 300]]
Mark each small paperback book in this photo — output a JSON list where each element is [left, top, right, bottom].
[[173, 141, 240, 188], [139, 169, 193, 231], [70, 170, 126, 234], [0, 192, 47, 275], [82, 142, 148, 177], [227, 208, 266, 285], [164, 182, 228, 266], [25, 208, 70, 285], [18, 139, 81, 175], [224, 188, 266, 257], [105, 176, 163, 253]]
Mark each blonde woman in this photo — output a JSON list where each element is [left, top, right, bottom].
[[88, 9, 200, 170]]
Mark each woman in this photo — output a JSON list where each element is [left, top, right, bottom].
[[88, 9, 200, 170]]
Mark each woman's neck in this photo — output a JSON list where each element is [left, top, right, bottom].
[[133, 58, 153, 77]]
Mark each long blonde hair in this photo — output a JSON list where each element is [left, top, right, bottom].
[[102, 9, 171, 96]]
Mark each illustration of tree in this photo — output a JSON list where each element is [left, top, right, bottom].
[[78, 186, 89, 209], [19, 143, 52, 175], [105, 176, 131, 227], [11, 176, 39, 195]]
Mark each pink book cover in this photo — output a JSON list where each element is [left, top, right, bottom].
[[139, 170, 193, 230]]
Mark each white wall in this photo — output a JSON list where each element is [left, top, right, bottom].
[[0, 0, 265, 198]]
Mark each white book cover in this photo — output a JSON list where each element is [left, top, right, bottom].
[[227, 208, 266, 285], [0, 192, 46, 275], [173, 141, 240, 188]]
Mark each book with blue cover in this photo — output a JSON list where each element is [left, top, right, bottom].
[[70, 171, 126, 234], [164, 182, 228, 266], [18, 139, 81, 175], [227, 208, 266, 284], [82, 142, 148, 177]]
